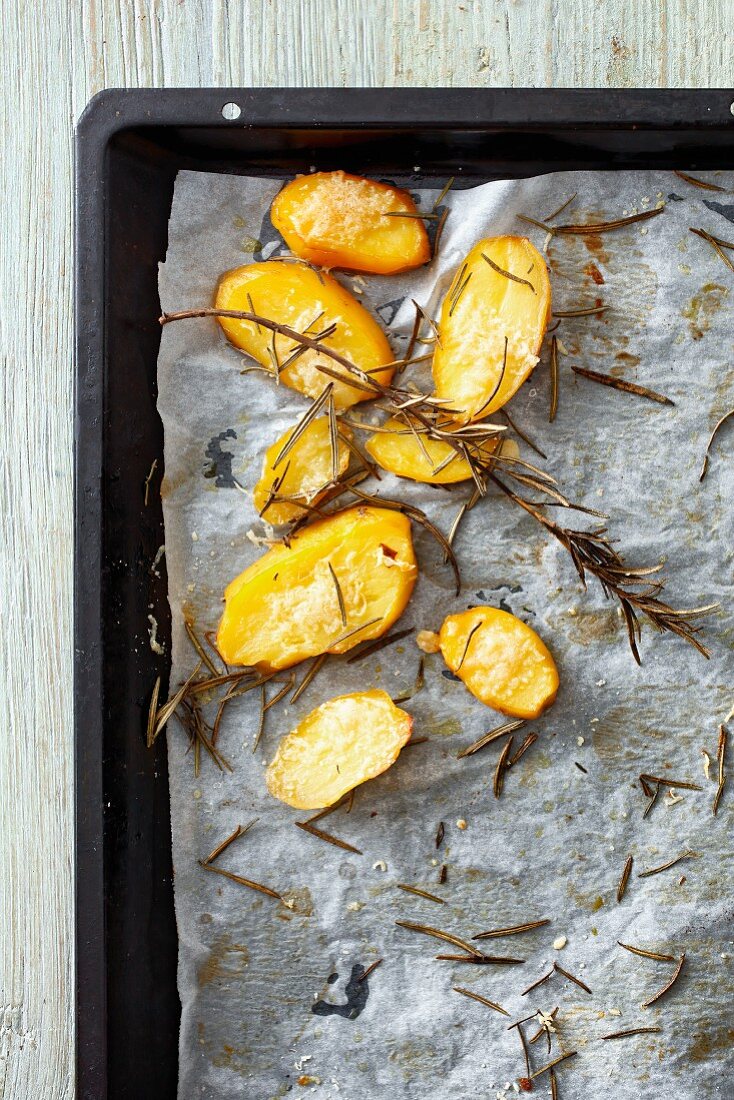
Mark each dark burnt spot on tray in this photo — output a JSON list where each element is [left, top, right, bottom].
[[702, 198, 734, 225], [311, 963, 370, 1020], [376, 297, 406, 327], [204, 429, 237, 487]]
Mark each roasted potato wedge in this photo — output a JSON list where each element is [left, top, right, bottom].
[[365, 416, 500, 484], [439, 606, 559, 719], [253, 418, 351, 525], [432, 237, 551, 422], [215, 260, 394, 408], [217, 506, 417, 671], [266, 689, 413, 809], [270, 170, 430, 275]]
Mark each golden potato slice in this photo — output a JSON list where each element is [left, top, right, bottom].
[[253, 418, 351, 525], [217, 506, 417, 671], [270, 171, 430, 275], [215, 260, 394, 409], [365, 416, 500, 484], [432, 237, 551, 422], [266, 689, 413, 809], [439, 606, 559, 719]]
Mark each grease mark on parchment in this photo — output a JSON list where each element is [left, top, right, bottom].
[[311, 963, 370, 1020], [204, 429, 238, 487]]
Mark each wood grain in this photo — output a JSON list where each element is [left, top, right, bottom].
[[0, 1, 727, 1096]]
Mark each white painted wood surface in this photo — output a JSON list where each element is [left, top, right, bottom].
[[0, 2, 728, 1095]]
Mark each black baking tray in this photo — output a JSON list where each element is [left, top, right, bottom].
[[74, 87, 734, 1099]]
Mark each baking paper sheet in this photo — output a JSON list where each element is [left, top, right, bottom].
[[158, 168, 733, 1099]]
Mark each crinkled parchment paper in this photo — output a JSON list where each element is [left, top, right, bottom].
[[158, 168, 733, 1100]]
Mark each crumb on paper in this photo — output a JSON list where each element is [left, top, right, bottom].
[[191, 531, 199, 541], [372, 860, 387, 872], [567, 607, 578, 617], [553, 935, 567, 950], [298, 1076, 321, 1087], [294, 1055, 312, 1072], [596, 679, 606, 687], [346, 900, 364, 912], [577, 736, 585, 746], [609, 1007, 622, 1017], [702, 749, 712, 780], [456, 818, 467, 830], [665, 788, 683, 806], [147, 614, 165, 654], [416, 630, 440, 653]]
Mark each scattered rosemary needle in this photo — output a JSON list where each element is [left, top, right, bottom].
[[272, 384, 334, 469], [674, 169, 726, 192], [198, 860, 283, 901], [295, 820, 362, 855], [395, 920, 481, 957], [550, 1067, 558, 1100], [438, 864, 448, 884], [251, 682, 267, 754], [549, 334, 559, 422], [345, 627, 413, 663], [552, 305, 606, 318], [328, 562, 347, 627], [530, 1050, 577, 1080], [638, 851, 698, 878], [357, 959, 382, 982], [545, 191, 578, 222], [641, 953, 685, 1008], [457, 719, 525, 759], [456, 621, 483, 670], [290, 652, 327, 704], [482, 252, 536, 293], [452, 986, 509, 1016], [617, 941, 675, 963], [262, 675, 296, 712], [713, 723, 728, 815], [571, 365, 674, 406], [639, 773, 702, 792], [432, 206, 450, 261], [493, 735, 515, 799], [433, 175, 455, 210], [185, 618, 220, 677], [508, 732, 538, 767], [152, 660, 203, 743], [397, 884, 445, 904], [203, 819, 258, 865], [616, 855, 634, 903], [554, 962, 592, 994], [498, 408, 548, 460], [600, 1026, 662, 1040], [689, 226, 734, 274], [435, 953, 524, 965], [435, 821, 445, 849], [521, 967, 555, 996], [473, 919, 550, 941], [146, 676, 162, 748], [143, 458, 158, 506], [383, 210, 440, 220], [699, 409, 734, 481], [555, 206, 664, 234]]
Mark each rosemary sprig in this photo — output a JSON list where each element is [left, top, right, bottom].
[[618, 941, 675, 962], [642, 953, 685, 1008], [453, 986, 509, 1016], [397, 884, 445, 904], [675, 169, 726, 191], [473, 919, 550, 940], [616, 855, 633, 902], [457, 720, 525, 759], [482, 252, 536, 293], [555, 206, 664, 234], [487, 471, 714, 663], [571, 365, 674, 406], [295, 820, 362, 854], [713, 723, 728, 814], [700, 409, 734, 481]]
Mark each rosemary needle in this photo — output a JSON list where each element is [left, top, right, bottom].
[[453, 986, 509, 1016]]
